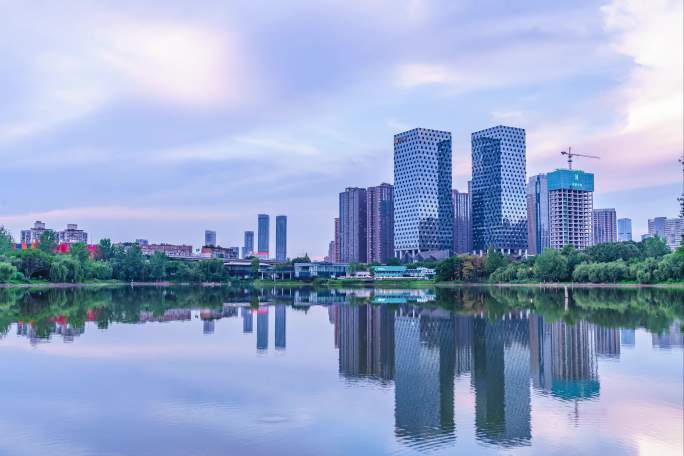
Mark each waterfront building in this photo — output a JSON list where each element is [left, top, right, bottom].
[[275, 215, 287, 262], [452, 187, 472, 254], [275, 304, 286, 350], [526, 174, 549, 255], [547, 169, 594, 250], [204, 230, 216, 247], [471, 125, 527, 255], [242, 231, 254, 258], [367, 183, 394, 263], [135, 239, 149, 246], [200, 245, 239, 260], [58, 224, 88, 244], [257, 214, 270, 258], [648, 216, 684, 250], [394, 128, 453, 260], [20, 221, 51, 245], [140, 243, 193, 258], [592, 208, 617, 245], [339, 187, 368, 263], [293, 262, 349, 279], [617, 218, 633, 242]]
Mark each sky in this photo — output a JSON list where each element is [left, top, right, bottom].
[[0, 0, 682, 258]]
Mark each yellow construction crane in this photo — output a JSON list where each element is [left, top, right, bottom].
[[560, 147, 599, 169]]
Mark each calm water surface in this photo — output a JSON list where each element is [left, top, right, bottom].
[[0, 286, 682, 455]]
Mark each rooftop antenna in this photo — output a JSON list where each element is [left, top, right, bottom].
[[560, 147, 600, 170]]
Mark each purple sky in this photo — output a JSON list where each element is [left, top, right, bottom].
[[1, 0, 682, 258]]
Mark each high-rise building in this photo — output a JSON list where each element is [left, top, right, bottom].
[[257, 214, 270, 257], [592, 208, 617, 245], [204, 230, 216, 247], [339, 187, 368, 263], [394, 128, 453, 260], [452, 188, 472, 254], [366, 183, 394, 263], [547, 169, 594, 250], [526, 174, 549, 255], [20, 221, 50, 245], [242, 231, 254, 258], [275, 215, 287, 262], [647, 217, 667, 238], [334, 217, 341, 262], [648, 217, 683, 251], [471, 125, 527, 254], [617, 218, 633, 242], [58, 224, 88, 244]]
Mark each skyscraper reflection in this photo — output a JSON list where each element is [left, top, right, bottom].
[[241, 307, 253, 333], [471, 313, 531, 447], [394, 308, 455, 448], [334, 304, 395, 382], [652, 321, 684, 349], [257, 307, 268, 351], [275, 304, 286, 350]]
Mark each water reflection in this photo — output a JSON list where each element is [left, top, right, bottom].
[[0, 285, 682, 454]]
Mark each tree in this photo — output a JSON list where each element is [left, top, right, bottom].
[[149, 252, 168, 282], [534, 249, 568, 282], [484, 247, 508, 277], [38, 230, 58, 253], [15, 249, 52, 279], [0, 226, 13, 255], [640, 236, 670, 259], [69, 242, 90, 266], [121, 244, 146, 281], [97, 238, 114, 261], [89, 261, 113, 280], [49, 256, 83, 283], [0, 262, 16, 283], [386, 257, 401, 266], [251, 257, 260, 277], [291, 255, 311, 264]]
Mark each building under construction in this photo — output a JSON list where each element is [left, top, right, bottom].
[[547, 169, 594, 250]]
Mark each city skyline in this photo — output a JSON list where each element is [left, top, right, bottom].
[[0, 1, 682, 257]]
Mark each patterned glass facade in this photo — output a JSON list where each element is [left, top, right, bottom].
[[393, 128, 453, 259], [471, 125, 527, 253], [617, 218, 632, 242]]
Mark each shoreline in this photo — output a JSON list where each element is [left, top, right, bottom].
[[1, 280, 682, 290]]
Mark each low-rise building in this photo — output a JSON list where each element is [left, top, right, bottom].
[[141, 243, 193, 258], [200, 245, 239, 260], [371, 265, 435, 280], [294, 262, 350, 279]]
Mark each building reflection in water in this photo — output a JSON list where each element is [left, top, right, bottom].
[[651, 321, 683, 349], [241, 307, 253, 333], [257, 307, 268, 351], [471, 313, 531, 447], [275, 304, 286, 350]]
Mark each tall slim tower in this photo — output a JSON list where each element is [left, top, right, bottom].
[[393, 128, 453, 260], [452, 188, 472, 254], [257, 214, 270, 257], [471, 125, 527, 254], [275, 215, 287, 262], [527, 174, 549, 255], [547, 169, 594, 250], [243, 231, 254, 258], [339, 187, 368, 263], [367, 183, 394, 263]]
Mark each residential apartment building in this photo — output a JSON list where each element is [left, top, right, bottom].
[[547, 169, 594, 250], [592, 208, 617, 245], [339, 187, 368, 263], [527, 174, 549, 255], [367, 183, 394, 263]]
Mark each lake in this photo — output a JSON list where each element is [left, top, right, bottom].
[[0, 286, 682, 455]]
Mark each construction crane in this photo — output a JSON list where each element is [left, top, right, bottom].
[[560, 147, 599, 169]]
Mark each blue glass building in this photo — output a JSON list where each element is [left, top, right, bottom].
[[275, 215, 287, 262], [471, 125, 527, 254], [257, 214, 269, 257], [393, 128, 453, 260]]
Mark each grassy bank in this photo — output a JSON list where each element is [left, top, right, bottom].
[[434, 280, 684, 289]]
